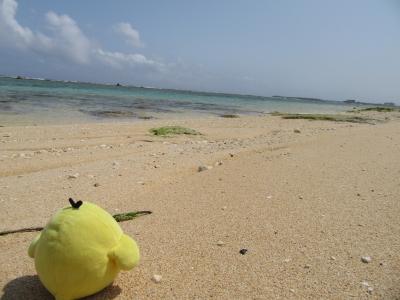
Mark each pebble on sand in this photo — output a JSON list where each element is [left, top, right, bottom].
[[361, 281, 370, 287], [239, 248, 248, 255], [361, 256, 372, 263], [152, 274, 162, 283], [93, 183, 100, 187], [217, 240, 225, 246], [294, 129, 301, 133], [198, 165, 212, 172], [68, 173, 79, 179]]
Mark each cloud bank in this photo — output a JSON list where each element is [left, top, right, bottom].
[[0, 0, 162, 69]]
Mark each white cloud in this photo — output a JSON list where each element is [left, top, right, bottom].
[[45, 11, 91, 64], [0, 0, 91, 64], [0, 0, 165, 72], [95, 49, 163, 70], [114, 22, 143, 48], [0, 0, 51, 50]]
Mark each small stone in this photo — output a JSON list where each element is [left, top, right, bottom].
[[152, 274, 162, 283], [137, 181, 145, 185], [221, 206, 227, 210], [68, 173, 79, 179], [93, 183, 100, 187], [198, 165, 212, 172], [239, 248, 248, 255], [367, 287, 373, 294], [198, 166, 207, 172], [361, 256, 372, 263], [289, 289, 295, 294], [229, 153, 234, 157], [215, 161, 223, 166], [217, 240, 225, 246], [266, 195, 272, 199], [298, 195, 303, 199], [294, 128, 301, 133], [357, 193, 361, 197], [304, 264, 311, 269], [361, 281, 370, 287], [330, 256, 336, 261]]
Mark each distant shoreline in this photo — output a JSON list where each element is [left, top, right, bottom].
[[1, 74, 396, 107]]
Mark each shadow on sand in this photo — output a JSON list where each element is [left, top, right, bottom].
[[1, 275, 121, 300]]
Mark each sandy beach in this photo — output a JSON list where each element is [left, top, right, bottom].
[[0, 111, 399, 299]]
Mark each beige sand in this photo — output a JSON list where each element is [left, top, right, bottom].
[[0, 112, 399, 299]]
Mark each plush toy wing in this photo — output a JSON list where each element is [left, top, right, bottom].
[[28, 233, 41, 258], [108, 234, 140, 270]]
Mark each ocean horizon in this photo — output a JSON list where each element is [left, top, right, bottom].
[[0, 76, 366, 125]]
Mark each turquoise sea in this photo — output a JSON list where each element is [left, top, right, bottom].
[[0, 76, 352, 125]]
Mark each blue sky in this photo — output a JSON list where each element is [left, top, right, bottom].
[[0, 0, 399, 103]]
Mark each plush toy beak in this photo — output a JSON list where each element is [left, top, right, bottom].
[[108, 234, 140, 270]]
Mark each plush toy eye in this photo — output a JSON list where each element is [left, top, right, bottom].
[[69, 198, 83, 209]]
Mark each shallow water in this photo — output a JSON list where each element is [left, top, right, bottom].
[[0, 76, 351, 125]]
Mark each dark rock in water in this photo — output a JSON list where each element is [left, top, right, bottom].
[[137, 114, 154, 120], [83, 109, 155, 120], [87, 110, 135, 118], [239, 248, 248, 255], [220, 114, 239, 118], [116, 83, 122, 87]]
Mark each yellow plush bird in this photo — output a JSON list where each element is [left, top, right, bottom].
[[28, 198, 140, 300]]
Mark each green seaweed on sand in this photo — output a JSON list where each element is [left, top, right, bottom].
[[350, 107, 397, 113], [150, 126, 200, 136], [113, 211, 152, 222], [270, 112, 372, 123], [220, 114, 240, 118]]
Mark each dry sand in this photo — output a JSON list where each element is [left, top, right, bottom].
[[0, 112, 399, 299]]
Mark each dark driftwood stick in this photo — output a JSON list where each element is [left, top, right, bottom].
[[0, 227, 44, 236], [0, 210, 152, 236]]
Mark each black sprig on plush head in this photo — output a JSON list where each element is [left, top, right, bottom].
[[69, 198, 83, 209]]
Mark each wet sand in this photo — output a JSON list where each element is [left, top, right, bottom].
[[0, 112, 399, 299]]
